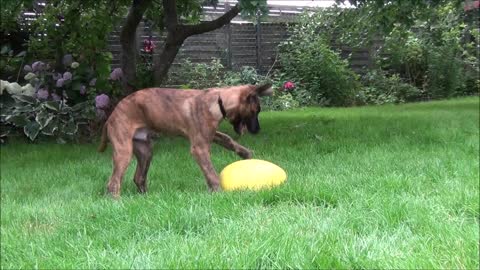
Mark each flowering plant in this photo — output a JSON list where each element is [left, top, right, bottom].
[[20, 55, 96, 104], [283, 81, 295, 91]]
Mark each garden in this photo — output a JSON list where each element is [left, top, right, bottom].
[[1, 0, 479, 269]]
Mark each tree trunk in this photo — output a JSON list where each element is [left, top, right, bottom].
[[152, 1, 241, 85], [153, 32, 184, 85], [119, 0, 151, 94]]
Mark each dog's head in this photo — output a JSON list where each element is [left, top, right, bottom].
[[225, 83, 273, 135]]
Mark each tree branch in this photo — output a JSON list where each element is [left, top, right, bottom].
[[183, 4, 240, 37]]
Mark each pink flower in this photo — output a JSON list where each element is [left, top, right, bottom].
[[283, 81, 295, 90], [96, 109, 107, 120], [52, 93, 61, 101], [95, 94, 110, 109], [56, 78, 65, 87], [52, 73, 62, 80], [143, 38, 155, 53], [80, 85, 87, 95], [62, 54, 73, 67], [36, 88, 49, 100], [109, 68, 123, 81], [63, 71, 72, 81], [32, 61, 45, 72]]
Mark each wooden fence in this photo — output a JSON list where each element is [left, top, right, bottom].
[[107, 21, 376, 75]]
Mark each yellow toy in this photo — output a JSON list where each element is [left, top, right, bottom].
[[220, 159, 287, 191]]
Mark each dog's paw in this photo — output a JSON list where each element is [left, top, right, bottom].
[[239, 149, 253, 159]]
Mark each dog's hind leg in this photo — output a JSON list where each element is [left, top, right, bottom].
[[213, 131, 252, 159], [133, 128, 153, 194]]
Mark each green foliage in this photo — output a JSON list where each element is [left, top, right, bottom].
[[167, 58, 225, 89], [0, 45, 26, 81], [0, 0, 35, 32], [269, 92, 300, 111], [28, 1, 127, 70], [279, 20, 361, 106], [20, 56, 100, 105], [358, 71, 423, 105], [379, 1, 479, 98], [222, 66, 266, 86], [0, 94, 94, 143]]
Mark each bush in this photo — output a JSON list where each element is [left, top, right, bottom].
[[278, 17, 361, 106], [167, 58, 225, 89], [222, 66, 266, 86], [0, 54, 126, 143], [0, 92, 94, 143], [378, 2, 479, 99], [0, 45, 26, 81], [358, 70, 423, 105]]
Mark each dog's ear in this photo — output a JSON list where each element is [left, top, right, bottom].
[[255, 83, 273, 96]]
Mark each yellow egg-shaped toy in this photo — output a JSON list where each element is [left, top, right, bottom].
[[220, 159, 287, 191]]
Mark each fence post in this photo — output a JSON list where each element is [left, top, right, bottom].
[[225, 2, 232, 69], [255, 10, 262, 71]]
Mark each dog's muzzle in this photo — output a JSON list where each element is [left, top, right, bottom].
[[233, 116, 260, 135]]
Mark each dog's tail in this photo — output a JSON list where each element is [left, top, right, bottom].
[[97, 124, 108, 152]]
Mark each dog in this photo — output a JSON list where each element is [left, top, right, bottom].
[[98, 83, 273, 197]]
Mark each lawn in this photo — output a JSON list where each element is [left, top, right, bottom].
[[1, 97, 479, 269]]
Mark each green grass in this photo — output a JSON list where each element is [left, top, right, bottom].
[[1, 97, 479, 269]]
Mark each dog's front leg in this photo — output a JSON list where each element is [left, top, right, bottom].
[[190, 141, 220, 192], [213, 131, 252, 159]]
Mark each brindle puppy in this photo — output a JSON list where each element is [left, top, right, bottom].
[[98, 83, 272, 197]]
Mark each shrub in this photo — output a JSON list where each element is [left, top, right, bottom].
[[0, 92, 94, 143], [0, 45, 26, 81], [378, 2, 479, 99], [278, 17, 361, 106], [0, 54, 124, 143], [222, 66, 266, 86], [358, 70, 423, 105], [167, 58, 225, 89]]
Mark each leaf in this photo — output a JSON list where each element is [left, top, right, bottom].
[[72, 82, 83, 91], [6, 115, 29, 127], [35, 110, 54, 129], [41, 119, 59, 136], [43, 101, 61, 111], [0, 127, 10, 137], [0, 45, 9, 55], [71, 102, 87, 112], [12, 95, 37, 104], [15, 51, 26, 57], [24, 121, 41, 141], [63, 120, 78, 135], [13, 105, 34, 113]]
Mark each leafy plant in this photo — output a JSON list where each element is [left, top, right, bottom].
[[222, 66, 266, 86], [358, 70, 422, 105], [378, 1, 478, 99], [0, 45, 26, 81], [1, 94, 94, 143], [167, 58, 225, 89], [279, 28, 360, 106]]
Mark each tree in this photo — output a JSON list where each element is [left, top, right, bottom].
[[119, 0, 267, 92]]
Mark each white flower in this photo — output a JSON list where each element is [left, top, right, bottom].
[[6, 82, 22, 95], [24, 72, 37, 80], [21, 84, 35, 96], [71, 62, 79, 69]]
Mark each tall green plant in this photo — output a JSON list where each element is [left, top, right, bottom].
[[279, 16, 360, 106]]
